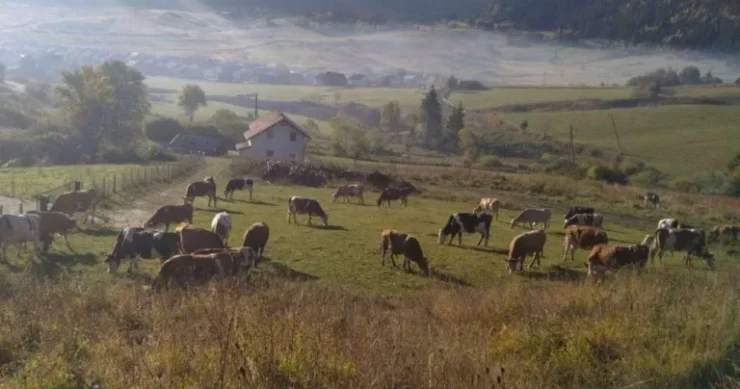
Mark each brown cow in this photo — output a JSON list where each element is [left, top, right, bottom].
[[26, 210, 80, 251], [242, 221, 269, 260], [49, 189, 97, 224], [332, 184, 364, 204], [708, 225, 740, 243], [184, 176, 217, 208], [288, 196, 329, 226], [151, 249, 254, 290], [143, 204, 193, 232], [505, 229, 546, 273], [562, 226, 609, 262], [376, 187, 415, 208], [380, 229, 429, 275], [586, 244, 650, 282], [473, 197, 501, 221], [177, 224, 226, 254]]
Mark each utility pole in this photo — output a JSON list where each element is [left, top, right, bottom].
[[254, 93, 259, 118], [569, 125, 575, 162], [609, 114, 623, 156]]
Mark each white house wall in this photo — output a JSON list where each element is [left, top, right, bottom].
[[239, 123, 308, 161]]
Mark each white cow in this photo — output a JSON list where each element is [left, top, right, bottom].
[[0, 213, 43, 261], [332, 184, 365, 204], [210, 212, 232, 247], [657, 218, 679, 230]]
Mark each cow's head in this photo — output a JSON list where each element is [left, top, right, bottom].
[[418, 257, 430, 276], [509, 218, 517, 229], [703, 252, 716, 270], [505, 258, 520, 274], [437, 230, 449, 244], [104, 255, 120, 273], [320, 214, 329, 227]]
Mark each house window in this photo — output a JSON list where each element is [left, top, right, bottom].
[[266, 150, 274, 157], [289, 153, 296, 159], [290, 131, 297, 142], [267, 129, 274, 140]]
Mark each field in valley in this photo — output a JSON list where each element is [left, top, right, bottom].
[[1, 159, 740, 388]]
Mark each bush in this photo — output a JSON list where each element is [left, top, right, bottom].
[[587, 164, 628, 184], [629, 169, 663, 187], [479, 155, 503, 169], [669, 176, 699, 193], [144, 118, 185, 143], [0, 106, 32, 129]]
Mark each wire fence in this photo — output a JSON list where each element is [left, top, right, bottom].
[[0, 156, 203, 214]]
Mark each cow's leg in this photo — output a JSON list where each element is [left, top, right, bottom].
[[307, 214, 312, 225], [458, 233, 462, 246], [390, 253, 398, 268], [477, 234, 484, 246], [248, 188, 253, 200], [63, 234, 73, 251]]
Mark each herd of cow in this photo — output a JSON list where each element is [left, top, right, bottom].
[[0, 177, 737, 287]]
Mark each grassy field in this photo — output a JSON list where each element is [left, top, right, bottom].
[[0, 168, 739, 388], [500, 104, 740, 176]]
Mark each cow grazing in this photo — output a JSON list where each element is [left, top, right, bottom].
[[242, 221, 269, 260], [26, 210, 80, 252], [651, 228, 715, 269], [510, 208, 551, 230], [224, 178, 253, 201], [562, 226, 609, 262], [288, 196, 329, 226], [644, 192, 660, 208], [178, 225, 226, 254], [380, 229, 429, 275], [473, 198, 501, 221], [0, 213, 43, 261], [709, 225, 740, 243], [506, 229, 546, 274], [657, 218, 679, 229], [151, 248, 255, 290], [184, 176, 217, 207], [210, 212, 232, 246], [143, 204, 193, 232], [376, 187, 415, 208], [563, 213, 604, 229], [438, 213, 492, 247], [332, 184, 364, 205], [564, 207, 594, 220], [49, 189, 97, 224], [104, 227, 181, 273], [586, 243, 651, 281]]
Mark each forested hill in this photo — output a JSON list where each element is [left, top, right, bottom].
[[22, 0, 740, 50], [477, 0, 740, 50]]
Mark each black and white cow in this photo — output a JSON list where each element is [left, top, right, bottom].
[[104, 227, 181, 273], [224, 178, 254, 201], [564, 207, 595, 220], [644, 192, 660, 208], [437, 213, 492, 247], [563, 213, 604, 229]]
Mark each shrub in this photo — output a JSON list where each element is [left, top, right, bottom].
[[669, 176, 699, 193], [144, 118, 185, 143], [587, 164, 628, 184], [479, 155, 503, 169], [630, 169, 663, 187], [0, 106, 32, 129]]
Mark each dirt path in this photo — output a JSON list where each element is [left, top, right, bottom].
[[98, 158, 228, 229]]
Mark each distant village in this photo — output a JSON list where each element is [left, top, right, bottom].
[[0, 45, 477, 88]]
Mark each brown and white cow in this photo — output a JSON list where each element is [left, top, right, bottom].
[[586, 243, 650, 281], [505, 229, 546, 273], [380, 229, 429, 275], [376, 187, 415, 208], [651, 228, 715, 269], [562, 225, 608, 262], [332, 184, 364, 205], [473, 198, 501, 221], [288, 196, 329, 226], [143, 204, 194, 232], [177, 225, 226, 254], [151, 248, 255, 290], [49, 189, 97, 224]]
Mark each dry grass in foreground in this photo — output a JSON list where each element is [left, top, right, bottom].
[[1, 268, 740, 389]]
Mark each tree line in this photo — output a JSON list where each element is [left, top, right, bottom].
[[477, 0, 740, 51]]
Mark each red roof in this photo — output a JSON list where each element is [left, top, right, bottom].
[[242, 111, 311, 141]]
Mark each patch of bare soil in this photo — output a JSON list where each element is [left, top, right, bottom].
[[486, 96, 729, 113]]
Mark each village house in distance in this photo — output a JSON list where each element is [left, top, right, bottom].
[[235, 111, 311, 162]]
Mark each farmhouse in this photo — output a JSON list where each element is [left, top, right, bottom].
[[235, 112, 311, 162]]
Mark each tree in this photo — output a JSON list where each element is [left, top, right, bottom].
[[329, 115, 368, 159], [458, 127, 480, 163], [680, 66, 702, 84], [208, 109, 247, 140], [404, 112, 420, 136], [380, 101, 403, 132], [519, 120, 529, 131], [420, 86, 443, 149], [445, 102, 465, 151], [318, 71, 348, 87], [446, 75, 458, 91], [178, 84, 207, 121], [302, 119, 320, 135], [145, 118, 185, 143], [56, 60, 150, 161]]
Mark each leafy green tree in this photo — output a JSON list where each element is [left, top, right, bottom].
[[144, 117, 185, 143], [302, 118, 320, 135], [329, 115, 368, 159], [446, 75, 459, 91], [458, 127, 480, 163], [178, 84, 207, 121], [380, 101, 403, 132], [420, 86, 442, 149], [445, 102, 465, 151], [56, 60, 150, 160], [208, 109, 246, 140], [679, 66, 702, 84]]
